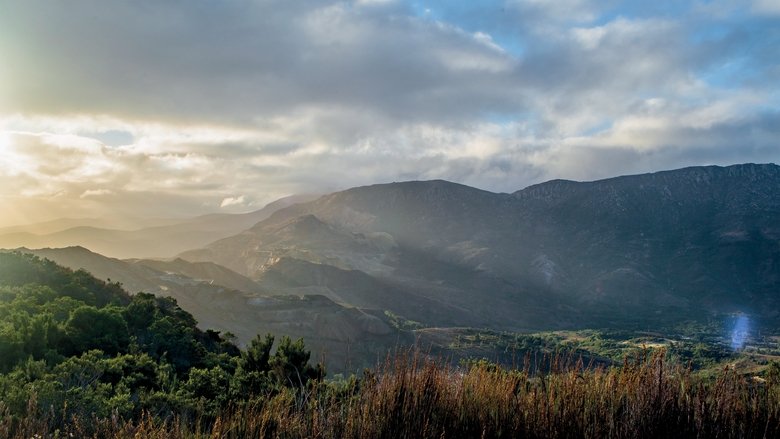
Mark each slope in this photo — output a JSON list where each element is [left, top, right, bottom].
[[18, 246, 401, 372], [0, 194, 319, 259], [180, 163, 780, 330]]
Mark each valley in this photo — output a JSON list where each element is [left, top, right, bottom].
[[4, 163, 779, 375]]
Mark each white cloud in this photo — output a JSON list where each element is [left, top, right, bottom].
[[0, 0, 777, 226], [220, 195, 246, 208], [752, 0, 780, 16], [80, 189, 113, 198], [572, 25, 608, 50], [355, 0, 396, 5]]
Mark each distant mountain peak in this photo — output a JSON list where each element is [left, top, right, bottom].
[[333, 179, 498, 200], [515, 163, 780, 201]]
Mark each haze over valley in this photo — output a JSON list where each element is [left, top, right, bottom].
[[5, 163, 779, 372], [1, 1, 779, 436]]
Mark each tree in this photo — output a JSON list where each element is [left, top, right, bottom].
[[65, 305, 129, 355], [242, 333, 274, 373], [235, 333, 274, 394], [0, 323, 23, 372], [270, 336, 323, 388], [147, 316, 204, 372]]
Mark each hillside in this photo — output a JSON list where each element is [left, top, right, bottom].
[[180, 164, 780, 331], [7, 164, 779, 371], [18, 246, 402, 372], [0, 194, 319, 259], [0, 251, 332, 436]]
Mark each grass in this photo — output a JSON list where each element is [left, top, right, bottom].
[[3, 349, 780, 438]]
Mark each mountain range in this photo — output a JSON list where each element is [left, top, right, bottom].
[[6, 163, 779, 370], [0, 194, 318, 259], [181, 163, 780, 328]]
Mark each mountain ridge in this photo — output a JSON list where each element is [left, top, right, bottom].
[[0, 194, 320, 259], [7, 163, 778, 372], [180, 163, 780, 331]]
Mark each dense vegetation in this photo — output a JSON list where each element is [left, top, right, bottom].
[[2, 251, 780, 438], [0, 252, 323, 435], [4, 350, 780, 438]]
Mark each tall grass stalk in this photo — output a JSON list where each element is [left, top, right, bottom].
[[3, 349, 779, 438]]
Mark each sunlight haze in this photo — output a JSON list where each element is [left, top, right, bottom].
[[0, 0, 778, 227]]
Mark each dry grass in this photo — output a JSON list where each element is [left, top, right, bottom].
[[3, 349, 780, 438]]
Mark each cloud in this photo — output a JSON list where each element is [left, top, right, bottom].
[[80, 189, 114, 199], [753, 0, 780, 16], [220, 195, 246, 208], [356, 0, 397, 5], [0, 0, 521, 126], [0, 0, 777, 226]]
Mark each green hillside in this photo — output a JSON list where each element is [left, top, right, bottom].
[[0, 251, 323, 435]]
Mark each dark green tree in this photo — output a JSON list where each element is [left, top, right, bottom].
[[235, 333, 274, 394], [65, 305, 129, 355], [269, 336, 323, 388]]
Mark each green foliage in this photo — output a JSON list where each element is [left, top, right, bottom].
[[0, 251, 325, 435], [0, 252, 128, 307], [235, 333, 274, 396], [242, 333, 274, 373], [384, 310, 424, 330], [269, 336, 324, 388], [4, 350, 780, 438], [65, 305, 129, 355]]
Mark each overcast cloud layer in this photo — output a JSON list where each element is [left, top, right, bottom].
[[0, 0, 778, 226]]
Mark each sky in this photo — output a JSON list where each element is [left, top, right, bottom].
[[0, 0, 778, 227]]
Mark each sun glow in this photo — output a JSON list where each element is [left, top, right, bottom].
[[0, 131, 9, 152], [0, 132, 22, 227], [0, 132, 13, 170], [0, 131, 21, 175]]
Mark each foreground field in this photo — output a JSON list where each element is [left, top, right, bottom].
[[4, 350, 780, 439]]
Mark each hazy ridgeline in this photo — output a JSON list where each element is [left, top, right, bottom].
[[11, 164, 780, 375], [3, 350, 780, 438]]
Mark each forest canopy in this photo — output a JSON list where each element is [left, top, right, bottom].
[[0, 251, 323, 429]]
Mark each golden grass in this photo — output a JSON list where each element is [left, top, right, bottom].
[[3, 349, 779, 438]]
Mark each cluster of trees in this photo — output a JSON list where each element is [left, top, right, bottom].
[[0, 252, 323, 427]]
